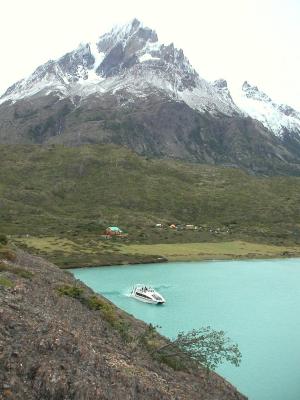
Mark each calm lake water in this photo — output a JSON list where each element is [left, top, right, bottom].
[[71, 258, 300, 400]]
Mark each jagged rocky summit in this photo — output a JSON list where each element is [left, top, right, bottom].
[[236, 81, 300, 137], [0, 19, 238, 116], [1, 18, 300, 174]]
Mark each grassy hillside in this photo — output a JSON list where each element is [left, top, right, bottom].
[[1, 144, 300, 265]]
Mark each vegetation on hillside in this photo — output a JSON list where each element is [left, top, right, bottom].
[[151, 326, 241, 373], [56, 284, 242, 373], [1, 144, 300, 265]]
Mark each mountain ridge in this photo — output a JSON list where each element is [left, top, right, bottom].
[[1, 19, 300, 174], [1, 19, 238, 115]]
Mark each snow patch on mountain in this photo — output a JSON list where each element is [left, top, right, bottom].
[[177, 78, 239, 115], [86, 43, 105, 82], [233, 82, 300, 136], [139, 53, 160, 63], [100, 18, 156, 51], [0, 63, 69, 104]]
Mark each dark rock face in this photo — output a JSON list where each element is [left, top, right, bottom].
[[97, 19, 157, 54], [57, 44, 95, 81], [98, 43, 125, 77], [213, 79, 228, 90], [96, 19, 160, 78], [1, 91, 300, 174], [0, 94, 73, 144], [278, 104, 299, 119], [0, 249, 247, 399]]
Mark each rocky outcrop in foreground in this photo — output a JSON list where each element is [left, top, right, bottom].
[[0, 247, 246, 399]]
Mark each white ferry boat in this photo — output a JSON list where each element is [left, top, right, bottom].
[[130, 284, 165, 305]]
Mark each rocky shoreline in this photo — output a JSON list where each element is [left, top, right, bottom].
[[60, 255, 168, 269], [60, 250, 299, 270]]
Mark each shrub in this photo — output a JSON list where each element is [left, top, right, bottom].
[[85, 295, 131, 338], [116, 320, 131, 342], [56, 287, 131, 339], [0, 262, 33, 279], [85, 295, 118, 326], [137, 323, 158, 346], [85, 295, 109, 310], [57, 285, 84, 298], [155, 353, 187, 371], [13, 269, 33, 279], [0, 276, 14, 288]]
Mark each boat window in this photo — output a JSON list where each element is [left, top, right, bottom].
[[136, 292, 151, 299]]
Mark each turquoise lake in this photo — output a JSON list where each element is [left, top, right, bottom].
[[71, 258, 300, 400]]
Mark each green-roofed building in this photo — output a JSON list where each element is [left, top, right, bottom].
[[105, 226, 123, 236]]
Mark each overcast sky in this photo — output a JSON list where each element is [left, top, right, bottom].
[[1, 0, 299, 109]]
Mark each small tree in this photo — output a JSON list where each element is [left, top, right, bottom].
[[153, 326, 241, 372]]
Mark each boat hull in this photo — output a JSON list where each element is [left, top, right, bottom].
[[130, 294, 164, 305]]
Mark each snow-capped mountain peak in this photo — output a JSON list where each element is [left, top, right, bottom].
[[233, 81, 300, 136], [242, 81, 272, 103], [0, 19, 240, 116], [97, 18, 158, 55], [2, 19, 300, 174], [212, 79, 238, 111], [1, 18, 299, 136]]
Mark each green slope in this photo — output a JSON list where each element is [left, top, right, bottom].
[[1, 144, 300, 265]]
